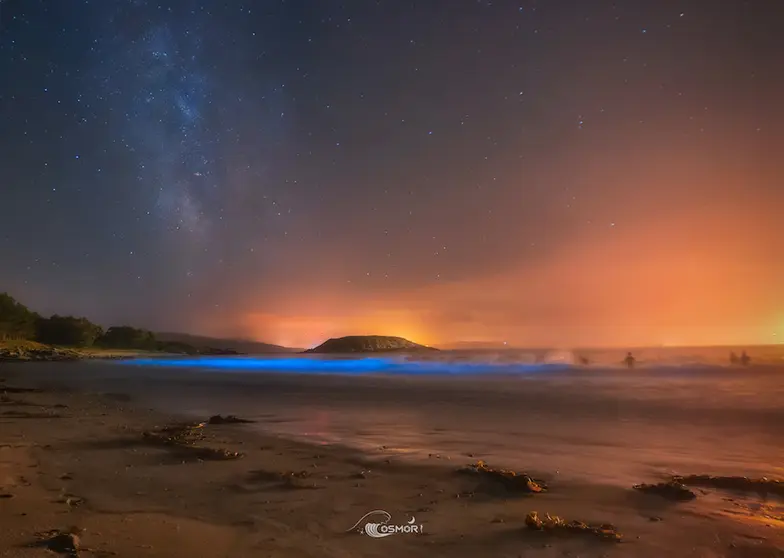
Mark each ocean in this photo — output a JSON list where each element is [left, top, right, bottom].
[[78, 344, 784, 488]]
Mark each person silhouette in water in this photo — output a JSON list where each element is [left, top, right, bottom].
[[624, 352, 636, 369], [730, 351, 739, 365], [739, 351, 751, 366]]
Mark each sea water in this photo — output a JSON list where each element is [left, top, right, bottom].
[[109, 346, 784, 488]]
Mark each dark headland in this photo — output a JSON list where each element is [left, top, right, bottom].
[[0, 292, 296, 362], [155, 332, 297, 355], [304, 335, 438, 353]]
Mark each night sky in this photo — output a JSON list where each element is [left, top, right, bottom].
[[1, 0, 782, 349]]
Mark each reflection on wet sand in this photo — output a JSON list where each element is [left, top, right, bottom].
[[259, 407, 435, 457]]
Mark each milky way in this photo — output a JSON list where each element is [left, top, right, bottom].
[[1, 1, 302, 327], [1, 0, 782, 347]]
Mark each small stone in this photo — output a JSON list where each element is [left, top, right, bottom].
[[633, 481, 696, 501], [458, 461, 546, 493], [41, 531, 80, 554], [672, 474, 784, 497], [524, 511, 622, 542]]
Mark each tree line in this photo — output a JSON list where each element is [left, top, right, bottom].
[[0, 292, 195, 352]]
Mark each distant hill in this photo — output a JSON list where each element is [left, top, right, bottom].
[[304, 335, 438, 354], [156, 332, 298, 354]]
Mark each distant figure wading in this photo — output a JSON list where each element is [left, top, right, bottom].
[[623, 352, 636, 369], [730, 351, 751, 366]]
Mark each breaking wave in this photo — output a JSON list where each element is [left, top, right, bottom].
[[123, 345, 783, 375]]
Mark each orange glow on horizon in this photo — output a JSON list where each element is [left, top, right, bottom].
[[239, 311, 433, 349], [198, 171, 782, 350]]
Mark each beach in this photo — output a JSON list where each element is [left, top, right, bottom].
[[1, 358, 783, 557]]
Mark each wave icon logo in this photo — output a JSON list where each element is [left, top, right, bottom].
[[346, 510, 424, 538]]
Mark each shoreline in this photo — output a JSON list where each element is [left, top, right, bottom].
[[1, 367, 783, 557], [0, 342, 156, 363], [0, 340, 194, 363]]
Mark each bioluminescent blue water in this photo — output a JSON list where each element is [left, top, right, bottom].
[[122, 355, 570, 375]]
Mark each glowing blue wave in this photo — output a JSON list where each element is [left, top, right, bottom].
[[121, 356, 570, 376]]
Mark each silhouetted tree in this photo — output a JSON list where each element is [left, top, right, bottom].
[[35, 315, 104, 347], [0, 293, 40, 340], [1, 292, 179, 353], [96, 326, 157, 350]]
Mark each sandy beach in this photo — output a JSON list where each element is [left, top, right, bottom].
[[1, 360, 783, 558]]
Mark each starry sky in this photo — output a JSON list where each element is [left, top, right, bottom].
[[1, 0, 782, 349]]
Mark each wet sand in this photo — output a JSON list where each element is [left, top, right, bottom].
[[1, 362, 783, 557]]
